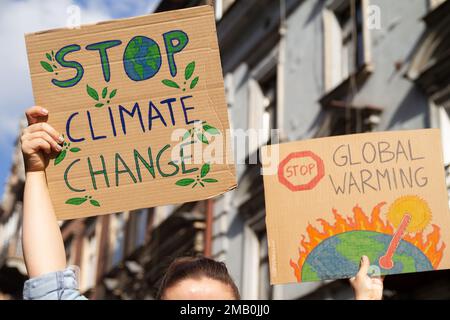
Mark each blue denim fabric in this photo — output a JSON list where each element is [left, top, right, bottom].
[[23, 266, 87, 300]]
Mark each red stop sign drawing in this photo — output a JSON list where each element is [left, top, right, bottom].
[[278, 151, 325, 191]]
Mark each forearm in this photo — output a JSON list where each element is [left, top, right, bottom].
[[22, 171, 66, 278]]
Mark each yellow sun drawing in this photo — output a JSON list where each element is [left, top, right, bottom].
[[387, 195, 432, 233]]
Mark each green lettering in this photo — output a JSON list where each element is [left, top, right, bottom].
[[88, 155, 110, 190], [115, 153, 137, 186]]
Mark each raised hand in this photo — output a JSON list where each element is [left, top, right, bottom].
[[21, 106, 64, 172]]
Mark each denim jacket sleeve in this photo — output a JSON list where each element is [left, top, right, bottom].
[[23, 266, 88, 300]]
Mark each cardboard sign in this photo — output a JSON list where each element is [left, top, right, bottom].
[[262, 129, 450, 284], [25, 6, 236, 220]]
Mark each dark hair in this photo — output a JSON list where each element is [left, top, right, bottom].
[[157, 256, 240, 299]]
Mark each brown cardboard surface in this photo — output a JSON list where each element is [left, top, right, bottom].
[[262, 129, 450, 284], [25, 6, 236, 220]]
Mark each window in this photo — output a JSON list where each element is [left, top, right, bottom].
[[429, 0, 447, 10], [323, 0, 371, 91], [406, 0, 449, 202], [215, 0, 236, 20], [247, 45, 279, 157], [438, 107, 450, 165], [81, 220, 98, 291], [135, 209, 148, 247], [64, 236, 75, 266], [224, 74, 235, 108], [0, 213, 20, 258], [120, 209, 150, 260], [85, 233, 97, 289], [248, 71, 278, 156], [257, 230, 272, 300], [111, 213, 126, 267], [432, 104, 450, 206], [242, 210, 272, 299], [315, 104, 381, 137], [261, 75, 277, 145]]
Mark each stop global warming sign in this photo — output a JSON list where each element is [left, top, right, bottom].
[[262, 129, 450, 284], [25, 6, 236, 220]]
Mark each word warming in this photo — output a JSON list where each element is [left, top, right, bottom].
[[262, 129, 450, 285]]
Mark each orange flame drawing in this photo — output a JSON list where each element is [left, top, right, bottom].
[[289, 201, 445, 282]]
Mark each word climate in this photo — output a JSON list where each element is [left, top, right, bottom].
[[66, 95, 197, 142]]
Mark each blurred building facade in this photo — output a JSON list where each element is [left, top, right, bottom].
[[0, 125, 27, 300], [1, 0, 449, 300]]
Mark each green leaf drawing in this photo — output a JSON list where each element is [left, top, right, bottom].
[[51, 50, 55, 58], [203, 124, 219, 135], [90, 199, 100, 207], [162, 79, 180, 89], [95, 103, 104, 108], [202, 178, 218, 183], [192, 182, 198, 188], [109, 89, 117, 99], [65, 197, 87, 205], [182, 129, 192, 141], [87, 85, 99, 101], [185, 61, 195, 80], [199, 181, 205, 187], [40, 61, 53, 72], [46, 53, 52, 61], [70, 147, 81, 153], [102, 87, 108, 99], [197, 132, 209, 144], [54, 149, 67, 165], [176, 178, 195, 186], [200, 163, 210, 178], [190, 76, 199, 89]]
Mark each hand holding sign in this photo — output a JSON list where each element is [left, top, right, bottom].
[[350, 256, 384, 300], [25, 6, 236, 219], [262, 130, 450, 284], [22, 106, 64, 172]]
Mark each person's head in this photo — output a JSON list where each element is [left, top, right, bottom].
[[157, 256, 240, 300]]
